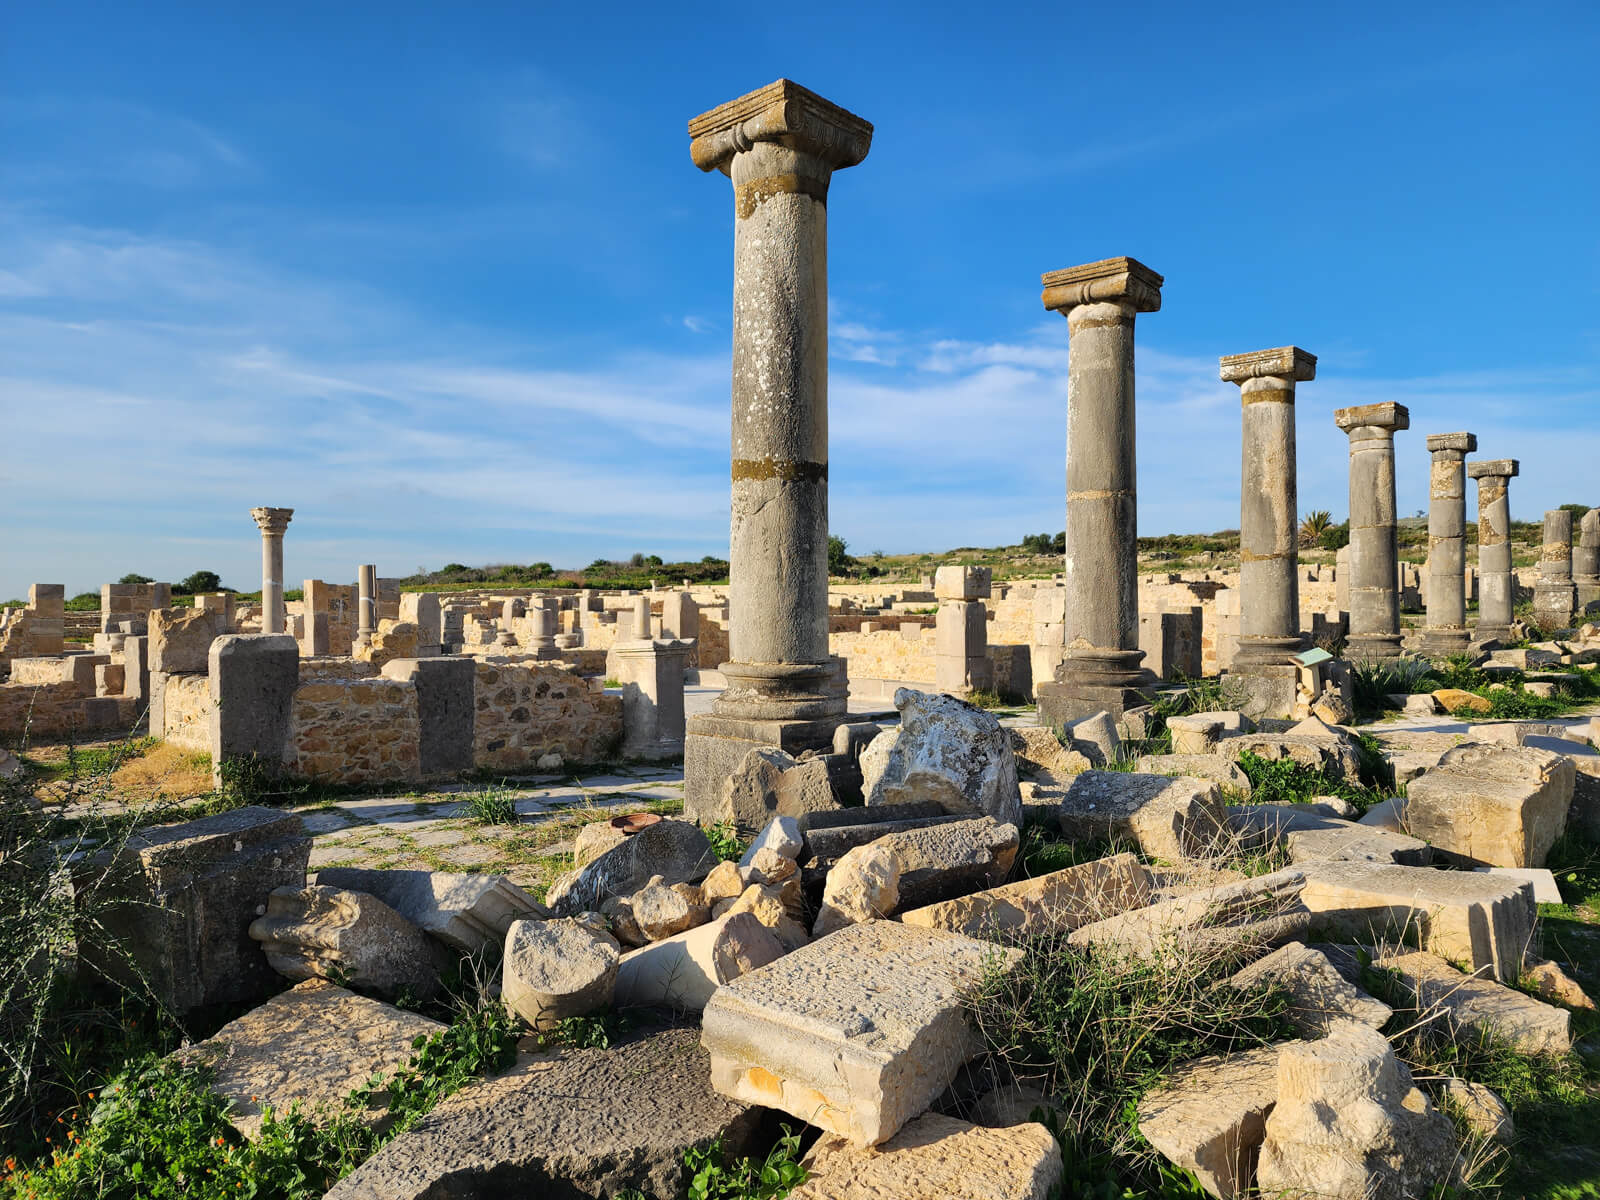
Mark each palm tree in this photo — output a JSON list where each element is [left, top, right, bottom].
[[1298, 510, 1334, 548]]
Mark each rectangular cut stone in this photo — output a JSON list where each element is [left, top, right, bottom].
[[382, 656, 476, 777], [701, 920, 1020, 1147], [933, 565, 992, 601], [1427, 432, 1478, 454], [791, 1113, 1061, 1200], [1069, 869, 1309, 965], [312, 867, 541, 953], [209, 634, 300, 788], [899, 852, 1150, 939], [1404, 744, 1574, 868], [177, 979, 443, 1139], [1058, 771, 1228, 862], [1226, 805, 1430, 866], [1299, 860, 1535, 982]]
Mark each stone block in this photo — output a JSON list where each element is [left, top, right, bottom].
[[546, 818, 716, 916], [614, 911, 783, 1012], [813, 842, 901, 935], [1009, 725, 1092, 782], [739, 815, 803, 866], [313, 867, 542, 953], [325, 1028, 760, 1200], [1134, 752, 1252, 797], [871, 815, 1019, 910], [1405, 743, 1574, 868], [791, 1113, 1062, 1200], [1137, 1043, 1285, 1199], [868, 688, 1022, 827], [1069, 869, 1309, 965], [398, 592, 443, 649], [250, 885, 443, 1001], [1168, 713, 1224, 754], [1471, 865, 1562, 904], [29, 583, 64, 618], [149, 607, 227, 674], [91, 805, 310, 1012], [503, 917, 620, 1029], [1226, 942, 1391, 1036], [122, 634, 149, 703], [1058, 771, 1228, 862], [701, 920, 1021, 1147], [1355, 947, 1569, 1056], [1218, 731, 1360, 781], [381, 656, 476, 778], [899, 851, 1150, 939], [1226, 805, 1430, 866], [801, 809, 964, 865], [1063, 709, 1121, 766], [933, 564, 992, 600], [208, 634, 300, 788], [177, 979, 443, 1140], [1299, 860, 1536, 982]]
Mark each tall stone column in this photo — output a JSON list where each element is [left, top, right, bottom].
[[1216, 348, 1313, 719], [1420, 433, 1477, 653], [1533, 509, 1577, 630], [1334, 403, 1409, 660], [682, 80, 871, 821], [1034, 257, 1163, 726], [250, 507, 293, 636], [1467, 459, 1519, 642], [1577, 508, 1600, 614], [356, 564, 377, 651]]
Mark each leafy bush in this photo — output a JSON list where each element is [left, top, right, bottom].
[[1350, 656, 1434, 717], [704, 821, 745, 864]]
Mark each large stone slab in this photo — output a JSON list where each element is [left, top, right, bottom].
[[545, 818, 716, 916], [1299, 860, 1535, 982], [1134, 752, 1253, 797], [249, 885, 443, 1000], [866, 688, 1022, 827], [1225, 805, 1429, 866], [1404, 743, 1574, 868], [899, 852, 1150, 940], [1226, 942, 1391, 1036], [871, 815, 1019, 910], [701, 920, 1020, 1147], [614, 911, 783, 1012], [90, 805, 310, 1012], [1068, 869, 1309, 965], [326, 1027, 760, 1200], [801, 810, 965, 865], [176, 979, 443, 1139], [314, 868, 543, 953], [1058, 771, 1227, 862], [790, 1112, 1062, 1200], [1137, 1043, 1287, 1199], [148, 606, 226, 674], [1217, 731, 1360, 781]]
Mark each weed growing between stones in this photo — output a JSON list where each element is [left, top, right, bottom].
[[965, 926, 1294, 1193], [703, 820, 746, 863], [613, 1127, 809, 1200], [1351, 657, 1436, 719], [1234, 749, 1392, 815], [462, 782, 518, 826]]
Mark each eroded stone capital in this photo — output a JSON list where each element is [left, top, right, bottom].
[[1426, 432, 1477, 455], [1467, 458, 1520, 480], [250, 506, 294, 535], [1041, 257, 1163, 316], [1334, 402, 1409, 435], [1219, 346, 1316, 384], [688, 79, 872, 177]]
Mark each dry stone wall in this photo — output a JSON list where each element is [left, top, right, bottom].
[[290, 677, 422, 785], [162, 673, 215, 752], [474, 658, 623, 769]]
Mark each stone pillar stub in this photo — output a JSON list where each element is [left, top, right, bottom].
[[356, 564, 377, 650], [208, 634, 299, 789], [1419, 432, 1477, 654], [1577, 509, 1600, 614], [615, 639, 694, 760], [1533, 508, 1576, 630], [684, 79, 869, 820], [1035, 256, 1162, 726], [1467, 459, 1519, 641], [250, 507, 293, 636], [1334, 402, 1409, 660], [1222, 346, 1314, 671], [383, 656, 476, 777]]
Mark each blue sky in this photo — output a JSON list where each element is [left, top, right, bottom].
[[3, 1, 1597, 600]]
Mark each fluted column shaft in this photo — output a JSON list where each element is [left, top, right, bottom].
[[1335, 403, 1409, 659]]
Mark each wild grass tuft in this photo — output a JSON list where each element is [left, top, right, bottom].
[[462, 783, 518, 826]]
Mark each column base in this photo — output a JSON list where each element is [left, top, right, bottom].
[[1532, 584, 1577, 631], [1472, 624, 1512, 648], [1415, 627, 1473, 656], [1221, 663, 1299, 721], [1345, 633, 1405, 661], [1578, 581, 1600, 617], [683, 712, 842, 825], [1035, 647, 1152, 727], [1231, 634, 1306, 669]]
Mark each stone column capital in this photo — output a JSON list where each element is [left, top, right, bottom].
[[1041, 257, 1163, 316], [1467, 458, 1520, 480], [1219, 346, 1316, 384], [1334, 402, 1409, 436], [1426, 432, 1477, 455], [250, 506, 293, 535], [689, 79, 873, 178]]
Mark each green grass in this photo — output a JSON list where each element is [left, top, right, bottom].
[[462, 782, 518, 825], [1234, 748, 1392, 815]]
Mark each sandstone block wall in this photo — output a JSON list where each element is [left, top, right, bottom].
[[161, 673, 215, 752], [473, 659, 623, 770], [290, 677, 422, 786]]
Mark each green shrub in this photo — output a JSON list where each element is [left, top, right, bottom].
[[704, 821, 746, 863]]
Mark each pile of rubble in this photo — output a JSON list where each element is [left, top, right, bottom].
[[73, 685, 1599, 1198]]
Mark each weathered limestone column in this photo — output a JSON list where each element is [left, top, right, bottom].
[[355, 565, 377, 651], [682, 80, 871, 820], [1222, 348, 1314, 665], [1034, 257, 1163, 726], [1467, 459, 1519, 642], [1577, 509, 1600, 614], [1333, 403, 1409, 660], [1533, 509, 1577, 630], [934, 565, 993, 695], [1420, 433, 1477, 653], [614, 638, 694, 760], [250, 507, 293, 636]]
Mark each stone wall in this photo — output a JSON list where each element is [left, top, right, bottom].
[[162, 673, 215, 752], [473, 659, 623, 770], [697, 610, 731, 671], [0, 680, 93, 737], [831, 626, 939, 700], [289, 677, 422, 786]]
